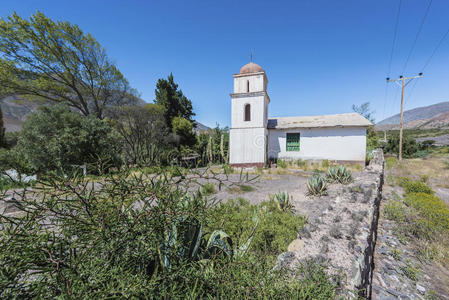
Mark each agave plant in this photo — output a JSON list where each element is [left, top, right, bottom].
[[206, 212, 260, 260], [326, 165, 353, 184], [306, 174, 327, 196], [160, 194, 260, 269], [271, 191, 294, 212]]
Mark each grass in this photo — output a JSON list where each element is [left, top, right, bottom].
[[383, 162, 449, 268], [227, 184, 256, 194], [201, 182, 216, 195], [401, 260, 420, 281]]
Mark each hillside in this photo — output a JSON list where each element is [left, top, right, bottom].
[[376, 101, 449, 130], [1, 95, 210, 132]]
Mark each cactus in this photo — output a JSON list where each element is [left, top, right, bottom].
[[220, 134, 225, 164], [306, 174, 328, 196], [206, 136, 213, 164], [272, 191, 294, 212], [326, 165, 353, 184]]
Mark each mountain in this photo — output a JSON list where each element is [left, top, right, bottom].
[[1, 95, 211, 133], [376, 101, 449, 130]]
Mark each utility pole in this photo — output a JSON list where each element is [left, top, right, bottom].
[[387, 73, 423, 161]]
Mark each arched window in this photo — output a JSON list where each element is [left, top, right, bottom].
[[246, 80, 250, 92], [244, 104, 251, 121]]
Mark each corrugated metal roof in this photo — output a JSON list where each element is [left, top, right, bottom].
[[267, 113, 372, 129]]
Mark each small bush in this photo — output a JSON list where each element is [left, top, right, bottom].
[[400, 179, 434, 195], [386, 157, 398, 170], [277, 159, 287, 169], [296, 159, 307, 170], [321, 159, 330, 169], [384, 200, 406, 222], [202, 182, 216, 195], [223, 164, 234, 174]]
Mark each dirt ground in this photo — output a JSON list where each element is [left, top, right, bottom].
[[205, 170, 361, 224]]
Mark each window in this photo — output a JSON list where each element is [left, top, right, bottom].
[[246, 80, 250, 92], [286, 133, 300, 151], [244, 104, 251, 121]]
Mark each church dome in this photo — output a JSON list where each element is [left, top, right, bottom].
[[239, 62, 264, 74]]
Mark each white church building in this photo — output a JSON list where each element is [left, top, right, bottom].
[[229, 62, 372, 168]]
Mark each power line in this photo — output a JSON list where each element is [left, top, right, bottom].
[[387, 0, 403, 76], [405, 27, 449, 102], [402, 0, 433, 73], [421, 27, 449, 72], [383, 0, 403, 122]]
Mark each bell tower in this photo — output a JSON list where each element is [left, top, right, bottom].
[[229, 62, 270, 167]]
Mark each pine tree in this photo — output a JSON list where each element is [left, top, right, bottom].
[[154, 73, 195, 128]]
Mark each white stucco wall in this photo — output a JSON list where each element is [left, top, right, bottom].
[[231, 95, 268, 128], [230, 127, 267, 164], [268, 127, 367, 162], [234, 74, 266, 93]]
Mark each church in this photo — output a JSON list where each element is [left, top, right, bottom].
[[229, 62, 372, 167]]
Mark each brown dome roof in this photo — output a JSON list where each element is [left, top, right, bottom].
[[239, 62, 264, 74]]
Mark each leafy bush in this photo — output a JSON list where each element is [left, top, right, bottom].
[[404, 193, 449, 232], [325, 165, 353, 184], [207, 198, 306, 255], [400, 179, 434, 195], [306, 174, 327, 196], [17, 104, 122, 175], [321, 159, 330, 169]]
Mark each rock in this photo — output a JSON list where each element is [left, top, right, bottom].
[[298, 227, 312, 239], [272, 251, 296, 271], [416, 284, 426, 295], [287, 239, 305, 252]]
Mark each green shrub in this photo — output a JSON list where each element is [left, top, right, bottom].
[[325, 165, 353, 184], [202, 182, 216, 195], [404, 192, 449, 232], [384, 200, 406, 222], [277, 159, 287, 169], [386, 157, 398, 170], [321, 159, 330, 169], [239, 184, 255, 192], [296, 159, 308, 170], [207, 198, 306, 255], [306, 174, 327, 196], [400, 179, 434, 195]]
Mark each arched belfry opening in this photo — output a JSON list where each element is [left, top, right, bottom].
[[244, 104, 251, 121], [246, 80, 250, 92]]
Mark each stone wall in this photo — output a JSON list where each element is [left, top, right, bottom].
[[274, 149, 385, 298]]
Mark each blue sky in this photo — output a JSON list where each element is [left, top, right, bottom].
[[1, 0, 448, 127]]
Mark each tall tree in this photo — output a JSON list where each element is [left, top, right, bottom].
[[0, 12, 137, 119], [352, 102, 378, 150], [0, 107, 5, 148], [110, 104, 169, 166], [352, 102, 375, 123], [154, 73, 195, 128]]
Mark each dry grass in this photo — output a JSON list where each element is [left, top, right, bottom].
[[389, 156, 449, 187]]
